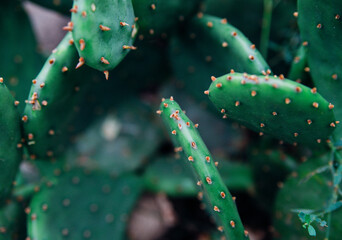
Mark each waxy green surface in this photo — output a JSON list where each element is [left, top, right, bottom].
[[23, 32, 92, 158], [28, 169, 143, 240], [0, 83, 22, 204], [208, 73, 336, 145], [71, 0, 136, 71], [298, 0, 342, 141], [160, 98, 249, 240]]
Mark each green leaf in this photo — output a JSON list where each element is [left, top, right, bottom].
[[308, 225, 316, 236]]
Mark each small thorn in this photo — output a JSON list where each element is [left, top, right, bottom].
[[100, 57, 110, 65], [329, 103, 334, 109], [211, 76, 216, 81], [213, 206, 220, 212], [220, 192, 226, 198], [156, 110, 162, 115], [206, 177, 212, 184], [188, 156, 194, 162], [120, 22, 129, 27], [62, 67, 68, 72], [79, 39, 85, 51], [122, 45, 137, 50], [103, 71, 109, 80], [99, 25, 111, 31], [70, 5, 78, 13], [230, 220, 236, 228], [75, 57, 85, 69], [285, 98, 291, 104], [312, 102, 319, 108], [204, 90, 209, 95], [63, 22, 73, 31]]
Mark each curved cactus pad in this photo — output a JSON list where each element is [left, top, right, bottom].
[[28, 169, 143, 240], [71, 0, 136, 71], [208, 72, 336, 145], [0, 82, 21, 204], [23, 32, 95, 158], [159, 98, 249, 240], [169, 14, 269, 103]]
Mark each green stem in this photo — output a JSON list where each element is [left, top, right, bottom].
[[260, 0, 273, 58]]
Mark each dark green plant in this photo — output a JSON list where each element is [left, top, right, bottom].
[[0, 0, 342, 239]]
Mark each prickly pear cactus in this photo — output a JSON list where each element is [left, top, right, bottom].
[[28, 169, 143, 240], [22, 33, 93, 159], [159, 98, 249, 240], [71, 0, 137, 72], [298, 0, 342, 141], [0, 82, 22, 204], [208, 72, 336, 145]]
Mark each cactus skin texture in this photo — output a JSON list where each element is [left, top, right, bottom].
[[23, 32, 91, 159], [28, 0, 73, 15], [28, 169, 143, 240], [0, 82, 22, 204], [208, 72, 336, 146], [132, 0, 200, 37], [298, 0, 342, 141], [71, 0, 137, 72], [169, 14, 270, 103], [159, 98, 249, 240]]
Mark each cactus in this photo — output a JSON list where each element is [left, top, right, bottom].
[[0, 82, 22, 204], [208, 72, 336, 145], [169, 14, 270, 103], [1, 0, 342, 239], [71, 0, 137, 72], [27, 169, 143, 240], [297, 0, 342, 141], [22, 32, 96, 159], [159, 98, 249, 240]]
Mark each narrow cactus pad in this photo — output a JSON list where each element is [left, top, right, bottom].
[[298, 0, 342, 141], [159, 98, 249, 240], [0, 82, 22, 204], [169, 14, 269, 103], [132, 0, 200, 37], [71, 0, 137, 71], [208, 72, 336, 145], [28, 0, 73, 15], [23, 32, 92, 158], [274, 155, 342, 240], [28, 169, 143, 240]]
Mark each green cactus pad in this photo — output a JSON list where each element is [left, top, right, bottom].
[[23, 32, 93, 158], [71, 0, 136, 71], [28, 169, 143, 240], [0, 83, 22, 204], [132, 0, 200, 37], [208, 72, 336, 145], [274, 155, 342, 240], [298, 0, 342, 141], [0, 201, 26, 240], [0, 1, 43, 112], [169, 14, 269, 104], [28, 0, 73, 15], [159, 98, 249, 240]]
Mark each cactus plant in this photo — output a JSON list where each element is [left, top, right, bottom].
[[1, 0, 342, 239]]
